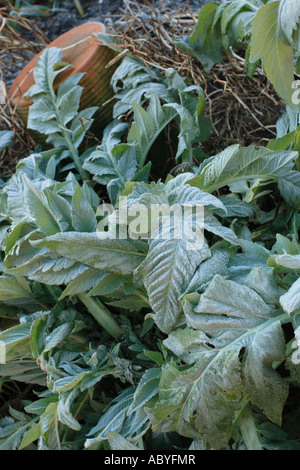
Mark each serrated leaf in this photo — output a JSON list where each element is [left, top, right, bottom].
[[188, 145, 299, 205], [185, 247, 231, 295], [136, 236, 211, 334], [32, 233, 147, 275], [182, 275, 288, 425], [129, 368, 161, 414], [242, 320, 288, 425], [40, 402, 60, 450], [148, 347, 242, 448], [127, 96, 177, 166], [59, 268, 105, 299], [85, 388, 134, 447], [107, 432, 141, 450], [71, 184, 97, 232], [23, 175, 60, 236]]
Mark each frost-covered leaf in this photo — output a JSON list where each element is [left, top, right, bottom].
[[183, 275, 288, 424], [148, 347, 242, 449], [280, 278, 300, 314], [32, 233, 147, 275], [189, 145, 299, 206], [184, 246, 231, 294], [59, 268, 105, 299], [127, 95, 176, 166], [135, 235, 211, 333], [129, 368, 161, 413], [26, 47, 97, 178], [85, 388, 134, 447], [268, 253, 300, 270], [107, 432, 141, 450]]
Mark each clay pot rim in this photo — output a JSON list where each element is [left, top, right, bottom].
[[9, 21, 107, 104]]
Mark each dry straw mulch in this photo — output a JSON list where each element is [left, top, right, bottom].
[[0, 0, 283, 176]]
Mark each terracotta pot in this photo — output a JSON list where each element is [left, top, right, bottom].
[[9, 22, 119, 142]]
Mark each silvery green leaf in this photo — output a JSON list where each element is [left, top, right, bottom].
[[3, 157, 55, 223], [111, 56, 175, 117], [0, 357, 46, 386], [71, 184, 97, 233], [43, 323, 74, 353], [185, 275, 275, 347], [274, 234, 300, 255], [23, 175, 60, 236], [40, 402, 60, 450], [83, 120, 137, 201], [147, 346, 242, 449], [244, 266, 283, 305], [182, 275, 288, 425], [57, 389, 81, 431], [213, 194, 255, 218], [128, 368, 161, 414], [26, 47, 68, 97], [88, 272, 126, 296], [44, 189, 73, 232], [242, 320, 288, 425], [184, 247, 231, 294], [59, 268, 105, 299], [188, 145, 299, 205], [174, 2, 223, 72], [56, 85, 83, 126], [163, 327, 212, 364], [0, 417, 32, 450], [32, 233, 147, 275], [277, 171, 300, 207], [106, 295, 148, 312], [0, 130, 14, 152], [85, 388, 134, 447], [107, 432, 141, 450], [127, 96, 177, 166], [204, 210, 239, 244], [0, 275, 32, 303], [280, 278, 300, 314], [0, 322, 31, 362], [70, 106, 98, 149], [8, 251, 89, 286], [163, 99, 203, 162], [268, 253, 300, 270], [136, 236, 211, 333]]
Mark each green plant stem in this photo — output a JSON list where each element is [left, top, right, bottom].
[[78, 293, 122, 339], [238, 404, 263, 450], [50, 85, 88, 181], [63, 130, 89, 181]]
